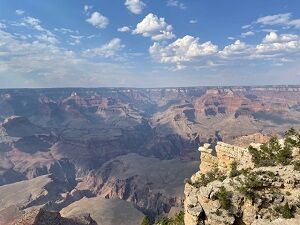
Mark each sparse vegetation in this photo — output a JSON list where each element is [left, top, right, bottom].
[[275, 203, 295, 219], [194, 167, 226, 187], [213, 186, 233, 210], [229, 161, 240, 177], [141, 216, 152, 225], [154, 211, 184, 225], [248, 128, 299, 167], [237, 171, 276, 201], [184, 178, 192, 185], [229, 161, 238, 177], [294, 161, 300, 171]]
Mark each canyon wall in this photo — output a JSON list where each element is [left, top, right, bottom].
[[184, 141, 300, 225]]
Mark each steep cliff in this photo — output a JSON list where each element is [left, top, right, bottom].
[[184, 130, 300, 225]]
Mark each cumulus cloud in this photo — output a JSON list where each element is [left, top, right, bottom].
[[118, 26, 130, 32], [263, 31, 298, 43], [83, 38, 125, 58], [125, 0, 146, 14], [167, 0, 186, 10], [86, 12, 109, 29], [15, 9, 25, 15], [133, 13, 176, 41], [256, 32, 300, 54], [148, 29, 300, 70], [149, 35, 218, 69], [219, 40, 250, 57], [257, 13, 300, 29], [189, 20, 197, 24]]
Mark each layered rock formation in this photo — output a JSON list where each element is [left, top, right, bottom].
[[13, 209, 97, 225], [184, 140, 300, 225], [198, 142, 254, 174], [1, 86, 300, 222]]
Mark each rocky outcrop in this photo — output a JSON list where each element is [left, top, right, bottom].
[[13, 208, 97, 225], [184, 141, 300, 225], [198, 142, 254, 174]]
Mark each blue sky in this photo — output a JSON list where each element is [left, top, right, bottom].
[[0, 0, 300, 88]]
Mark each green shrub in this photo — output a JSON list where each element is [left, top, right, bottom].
[[249, 132, 295, 167], [194, 168, 226, 187], [275, 203, 294, 219], [184, 178, 192, 185], [214, 186, 232, 210], [155, 217, 172, 225], [173, 211, 184, 225], [294, 161, 300, 171], [141, 216, 152, 225], [229, 161, 240, 178], [154, 211, 184, 225], [237, 171, 275, 201]]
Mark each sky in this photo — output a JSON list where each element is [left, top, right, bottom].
[[0, 0, 300, 88]]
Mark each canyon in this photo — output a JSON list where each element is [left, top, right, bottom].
[[1, 86, 300, 224]]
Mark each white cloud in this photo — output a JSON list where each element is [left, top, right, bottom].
[[54, 27, 77, 34], [118, 26, 130, 32], [83, 38, 125, 58], [219, 40, 250, 57], [69, 35, 84, 45], [19, 16, 58, 44], [256, 32, 300, 54], [0, 23, 6, 29], [256, 41, 300, 54], [22, 16, 44, 31], [242, 24, 252, 29], [263, 31, 298, 43], [189, 20, 197, 24], [36, 34, 59, 45], [149, 35, 218, 69], [125, 0, 146, 14], [84, 5, 93, 14], [133, 13, 176, 41], [167, 0, 186, 10], [15, 9, 25, 15], [257, 13, 300, 29], [86, 12, 109, 29], [241, 31, 255, 38], [0, 29, 131, 87]]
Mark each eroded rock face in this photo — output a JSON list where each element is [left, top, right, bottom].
[[13, 208, 97, 225], [184, 141, 300, 225], [198, 142, 254, 174], [2, 87, 300, 222], [76, 153, 198, 217]]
